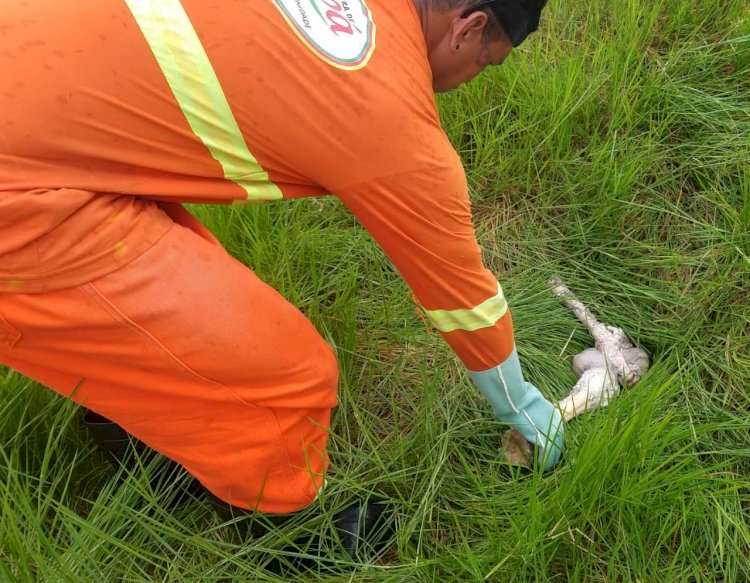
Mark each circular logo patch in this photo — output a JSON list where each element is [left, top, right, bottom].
[[272, 0, 376, 70]]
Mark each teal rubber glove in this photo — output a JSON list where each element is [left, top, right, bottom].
[[469, 348, 563, 471]]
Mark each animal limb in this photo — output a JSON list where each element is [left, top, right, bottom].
[[556, 368, 617, 422]]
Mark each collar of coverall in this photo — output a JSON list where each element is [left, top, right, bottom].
[[461, 0, 549, 47]]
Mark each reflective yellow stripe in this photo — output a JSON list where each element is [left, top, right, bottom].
[[125, 0, 282, 201], [424, 282, 509, 333]]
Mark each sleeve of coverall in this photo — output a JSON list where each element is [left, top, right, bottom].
[[336, 162, 563, 470]]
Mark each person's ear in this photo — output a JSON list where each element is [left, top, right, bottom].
[[450, 10, 489, 50]]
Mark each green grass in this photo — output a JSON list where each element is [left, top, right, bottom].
[[2, 0, 750, 580]]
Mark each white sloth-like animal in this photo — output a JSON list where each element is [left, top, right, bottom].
[[502, 276, 650, 465], [548, 276, 650, 422]]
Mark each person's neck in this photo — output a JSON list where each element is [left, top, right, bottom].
[[412, 0, 453, 55], [412, 0, 428, 36]]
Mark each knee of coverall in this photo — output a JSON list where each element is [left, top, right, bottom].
[[219, 310, 341, 413], [281, 336, 339, 409], [319, 340, 340, 406]]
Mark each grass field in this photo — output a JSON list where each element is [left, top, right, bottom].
[[2, 0, 750, 581]]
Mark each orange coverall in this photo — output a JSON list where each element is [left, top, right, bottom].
[[0, 0, 516, 512]]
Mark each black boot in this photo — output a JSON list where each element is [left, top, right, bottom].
[[333, 498, 394, 562], [203, 489, 301, 540], [82, 411, 395, 562], [207, 492, 394, 562], [81, 410, 201, 504], [82, 409, 137, 461]]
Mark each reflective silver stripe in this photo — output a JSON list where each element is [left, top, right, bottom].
[[124, 0, 282, 201], [424, 282, 509, 333], [497, 365, 519, 413]]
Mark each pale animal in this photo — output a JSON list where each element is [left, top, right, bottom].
[[502, 276, 650, 466]]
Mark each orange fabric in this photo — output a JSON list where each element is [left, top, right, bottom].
[[0, 0, 515, 370], [337, 167, 516, 370], [0, 190, 172, 293], [0, 204, 338, 513]]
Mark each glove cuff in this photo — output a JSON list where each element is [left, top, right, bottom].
[[468, 347, 534, 417], [469, 347, 563, 470]]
